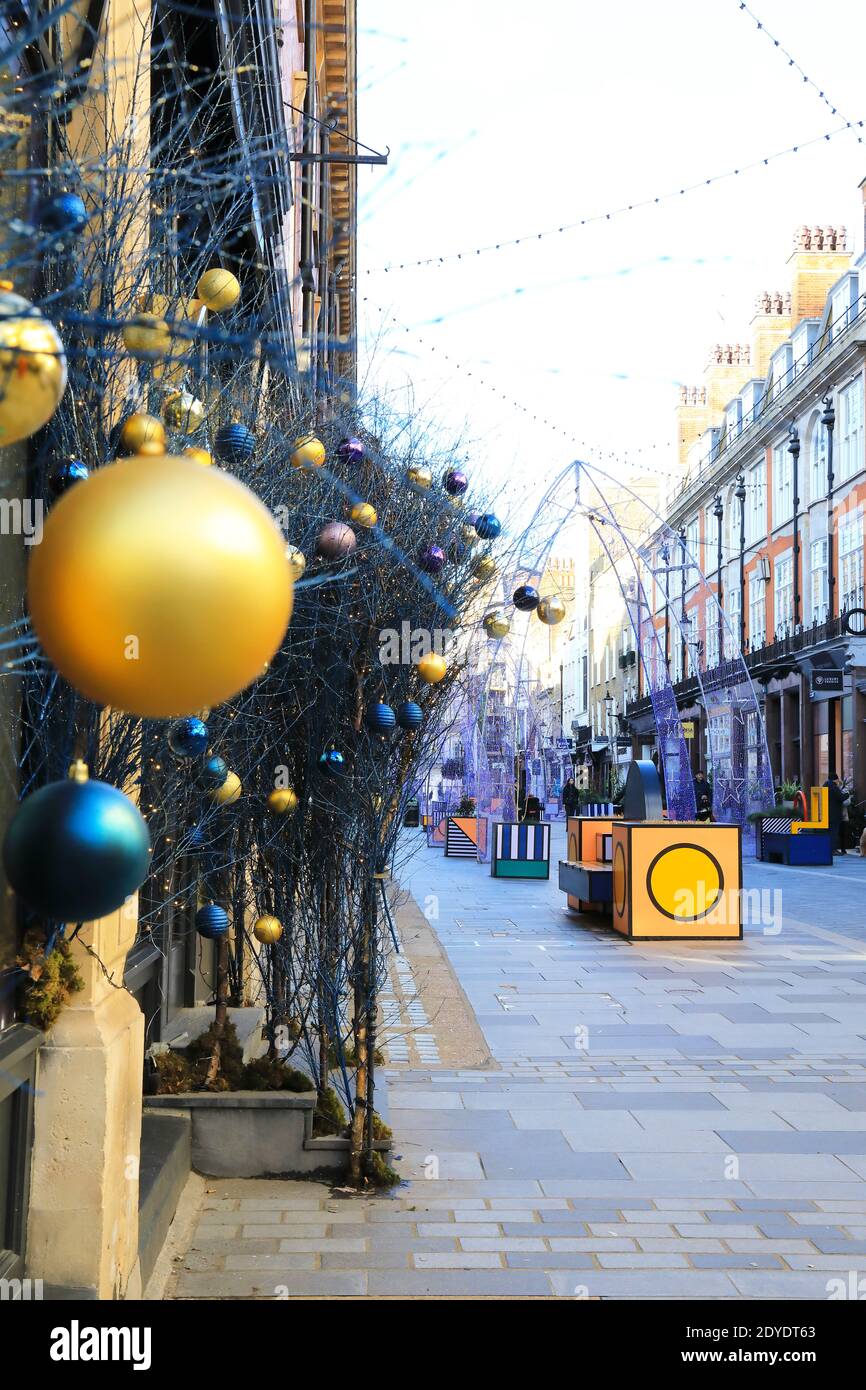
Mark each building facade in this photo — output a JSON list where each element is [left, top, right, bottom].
[[629, 190, 866, 820]]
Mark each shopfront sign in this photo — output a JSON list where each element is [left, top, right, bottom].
[[681, 720, 695, 740], [810, 669, 843, 696]]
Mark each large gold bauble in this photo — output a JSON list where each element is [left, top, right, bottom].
[[472, 554, 497, 581], [290, 434, 326, 469], [285, 545, 306, 581], [163, 390, 205, 432], [183, 446, 212, 466], [119, 412, 166, 455], [209, 770, 242, 804], [196, 268, 241, 312], [267, 787, 298, 815], [122, 313, 172, 360], [483, 607, 511, 639], [253, 914, 283, 945], [0, 291, 67, 446], [416, 651, 447, 684], [460, 524, 478, 545], [405, 464, 433, 493], [350, 501, 377, 529], [537, 594, 567, 625], [28, 455, 294, 718]]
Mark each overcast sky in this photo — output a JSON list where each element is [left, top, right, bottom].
[[356, 0, 866, 524]]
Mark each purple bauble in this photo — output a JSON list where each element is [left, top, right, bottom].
[[443, 468, 468, 496], [465, 510, 479, 529], [419, 544, 446, 575], [317, 522, 357, 559], [337, 436, 364, 465]]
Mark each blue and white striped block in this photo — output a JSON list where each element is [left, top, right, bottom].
[[492, 822, 551, 878]]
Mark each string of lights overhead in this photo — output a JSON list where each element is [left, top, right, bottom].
[[363, 120, 862, 275], [361, 296, 671, 464], [734, 1, 861, 137]]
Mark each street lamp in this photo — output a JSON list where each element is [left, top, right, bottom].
[[787, 423, 801, 629], [735, 472, 747, 652], [713, 492, 724, 662], [679, 525, 688, 680], [822, 393, 836, 623]]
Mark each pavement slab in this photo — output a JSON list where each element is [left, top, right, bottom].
[[166, 829, 866, 1300]]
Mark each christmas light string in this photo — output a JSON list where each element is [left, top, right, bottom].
[[734, 0, 861, 137], [362, 119, 862, 274]]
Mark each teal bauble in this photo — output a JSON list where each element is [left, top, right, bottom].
[[201, 755, 228, 788], [3, 772, 151, 921]]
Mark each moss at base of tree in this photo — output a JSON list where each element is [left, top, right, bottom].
[[312, 1085, 346, 1136], [18, 935, 84, 1030], [365, 1149, 401, 1187]]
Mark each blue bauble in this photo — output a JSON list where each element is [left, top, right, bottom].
[[475, 512, 502, 540], [366, 702, 396, 734], [513, 583, 540, 611], [3, 777, 151, 922], [195, 903, 229, 939], [318, 750, 345, 776], [38, 192, 88, 236], [396, 701, 423, 731], [214, 424, 255, 464], [201, 755, 228, 788], [48, 458, 89, 497], [168, 716, 209, 759], [186, 824, 206, 852]]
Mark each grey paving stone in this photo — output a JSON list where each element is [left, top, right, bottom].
[[367, 1269, 551, 1296], [176, 1270, 366, 1297], [548, 1270, 736, 1297]]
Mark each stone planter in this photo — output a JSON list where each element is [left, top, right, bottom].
[[143, 1090, 390, 1179]]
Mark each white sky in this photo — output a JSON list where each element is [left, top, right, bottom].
[[356, 0, 866, 517]]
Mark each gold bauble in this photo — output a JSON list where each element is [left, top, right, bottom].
[[416, 651, 447, 683], [483, 607, 511, 639], [122, 313, 172, 360], [137, 439, 167, 457], [290, 434, 326, 469], [537, 594, 567, 625], [285, 545, 306, 581], [119, 412, 166, 455], [209, 770, 242, 805], [267, 787, 298, 815], [253, 914, 283, 944], [196, 268, 241, 312], [350, 501, 377, 528], [472, 554, 497, 581], [406, 464, 433, 493], [0, 291, 67, 446], [183, 446, 213, 466], [28, 455, 294, 718], [460, 524, 478, 545], [163, 390, 205, 432]]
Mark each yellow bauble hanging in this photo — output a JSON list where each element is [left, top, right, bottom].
[[253, 915, 283, 944], [163, 390, 205, 432], [472, 554, 497, 581], [290, 434, 326, 469], [416, 651, 447, 683], [537, 595, 567, 625], [285, 545, 306, 581], [28, 455, 294, 718], [405, 463, 433, 493], [209, 770, 242, 804], [483, 607, 511, 639], [196, 268, 241, 312], [122, 313, 172, 360], [267, 787, 298, 815], [0, 290, 67, 446], [460, 524, 478, 545], [350, 501, 377, 528], [119, 412, 166, 455], [183, 446, 213, 466]]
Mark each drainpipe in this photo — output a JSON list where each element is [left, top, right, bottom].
[[788, 424, 801, 628], [735, 472, 747, 652], [713, 492, 724, 662], [822, 393, 836, 622], [300, 0, 316, 349]]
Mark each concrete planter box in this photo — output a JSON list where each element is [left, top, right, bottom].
[[143, 1090, 390, 1179]]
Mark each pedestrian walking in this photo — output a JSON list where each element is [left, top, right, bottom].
[[693, 768, 712, 821], [825, 773, 850, 855], [562, 775, 580, 818]]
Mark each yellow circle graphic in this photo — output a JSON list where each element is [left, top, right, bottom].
[[613, 842, 627, 917], [646, 844, 724, 922]]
